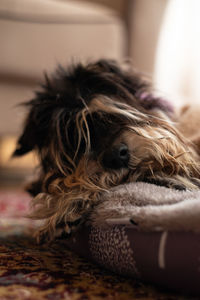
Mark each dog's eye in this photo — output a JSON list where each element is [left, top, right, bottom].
[[88, 113, 123, 152], [101, 144, 129, 169]]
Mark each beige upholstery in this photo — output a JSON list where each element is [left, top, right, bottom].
[[0, 0, 126, 135], [127, 0, 167, 75]]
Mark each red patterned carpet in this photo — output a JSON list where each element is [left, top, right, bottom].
[[0, 189, 194, 299]]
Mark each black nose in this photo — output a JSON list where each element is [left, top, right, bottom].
[[102, 144, 129, 169]]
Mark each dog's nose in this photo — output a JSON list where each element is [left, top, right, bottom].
[[102, 144, 129, 169]]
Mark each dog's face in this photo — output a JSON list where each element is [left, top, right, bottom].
[[14, 60, 200, 241]]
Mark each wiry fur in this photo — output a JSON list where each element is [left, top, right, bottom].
[[14, 60, 200, 242]]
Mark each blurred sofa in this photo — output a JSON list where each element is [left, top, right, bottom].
[[0, 0, 127, 136], [0, 0, 168, 182], [0, 0, 168, 136]]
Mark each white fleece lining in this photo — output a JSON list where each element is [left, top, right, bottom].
[[89, 182, 200, 232]]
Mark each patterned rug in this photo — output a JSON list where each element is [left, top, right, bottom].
[[0, 189, 195, 299]]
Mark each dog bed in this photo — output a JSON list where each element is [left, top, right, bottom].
[[0, 189, 190, 299], [65, 182, 200, 295]]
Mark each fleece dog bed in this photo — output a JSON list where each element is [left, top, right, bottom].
[[65, 182, 200, 295], [0, 189, 191, 300], [1, 183, 200, 296]]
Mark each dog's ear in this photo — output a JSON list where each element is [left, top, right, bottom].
[[13, 73, 57, 157], [13, 109, 39, 157], [95, 59, 123, 74], [91, 59, 150, 101]]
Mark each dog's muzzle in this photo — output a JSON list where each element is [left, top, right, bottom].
[[102, 144, 129, 169]]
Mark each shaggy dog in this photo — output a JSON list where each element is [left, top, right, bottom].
[[14, 60, 200, 242]]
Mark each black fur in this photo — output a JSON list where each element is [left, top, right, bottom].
[[14, 60, 171, 155]]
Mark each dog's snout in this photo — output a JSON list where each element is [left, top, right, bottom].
[[102, 144, 129, 169]]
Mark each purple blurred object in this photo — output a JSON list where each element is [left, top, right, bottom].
[[66, 225, 200, 296], [136, 91, 174, 116]]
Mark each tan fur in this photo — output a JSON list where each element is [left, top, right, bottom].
[[28, 99, 200, 242], [177, 105, 200, 156]]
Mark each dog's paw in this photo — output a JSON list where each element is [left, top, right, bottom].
[[31, 192, 95, 244], [145, 175, 200, 191], [54, 218, 83, 240], [35, 217, 83, 244], [144, 177, 187, 190]]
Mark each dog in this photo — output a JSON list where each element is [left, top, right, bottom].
[[13, 59, 200, 242]]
